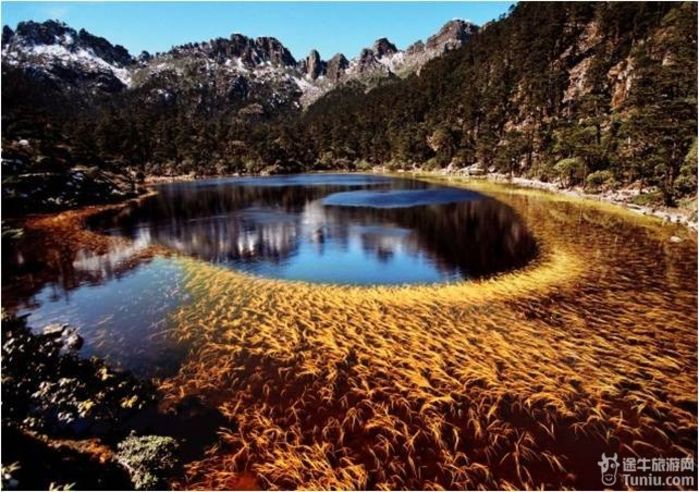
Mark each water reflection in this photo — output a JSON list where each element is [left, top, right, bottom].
[[89, 174, 538, 285], [1, 174, 540, 376]]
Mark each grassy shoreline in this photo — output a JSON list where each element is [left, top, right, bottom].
[[142, 169, 698, 230]]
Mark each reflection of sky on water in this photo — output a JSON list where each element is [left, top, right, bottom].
[[322, 187, 482, 208], [6, 174, 538, 375], [88, 175, 537, 285], [16, 257, 190, 378], [250, 222, 462, 285]]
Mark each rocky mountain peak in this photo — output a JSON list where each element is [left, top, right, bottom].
[[2, 25, 14, 45], [5, 20, 132, 66], [326, 53, 349, 82], [253, 36, 296, 66], [353, 47, 389, 76], [405, 40, 425, 56], [12, 20, 72, 45], [169, 32, 296, 68], [426, 19, 478, 53], [372, 37, 397, 58], [301, 49, 325, 80], [2, 16, 480, 107], [2, 20, 134, 93]]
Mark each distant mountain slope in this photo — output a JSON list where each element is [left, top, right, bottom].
[[2, 21, 133, 93], [293, 2, 697, 205], [2, 18, 478, 110]]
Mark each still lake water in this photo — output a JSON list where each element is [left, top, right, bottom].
[[6, 174, 537, 375], [89, 174, 538, 285]]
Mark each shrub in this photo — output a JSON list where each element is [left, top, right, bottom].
[[586, 170, 616, 190], [354, 160, 373, 172], [674, 139, 697, 197], [630, 190, 663, 207], [116, 434, 180, 490], [553, 157, 585, 187]]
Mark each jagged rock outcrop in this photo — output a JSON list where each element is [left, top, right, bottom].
[[169, 33, 296, 68], [2, 20, 133, 93], [300, 49, 325, 80], [372, 38, 397, 58], [406, 40, 425, 56], [426, 19, 478, 53], [353, 47, 388, 76], [325, 53, 349, 82], [398, 20, 479, 74]]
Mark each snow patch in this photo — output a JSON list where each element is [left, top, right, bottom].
[[4, 43, 133, 87]]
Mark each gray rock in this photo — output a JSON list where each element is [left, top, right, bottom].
[[63, 330, 84, 351], [302, 49, 325, 80], [372, 38, 397, 58], [326, 53, 349, 82], [41, 324, 83, 351], [42, 324, 68, 337], [426, 19, 478, 53]]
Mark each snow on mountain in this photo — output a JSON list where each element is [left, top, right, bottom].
[[2, 18, 479, 107], [2, 20, 133, 93]]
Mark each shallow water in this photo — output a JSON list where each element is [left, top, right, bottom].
[[5, 174, 537, 375], [14, 257, 190, 377], [3, 174, 697, 490]]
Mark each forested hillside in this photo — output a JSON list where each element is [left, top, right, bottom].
[[292, 2, 697, 205], [2, 2, 697, 207]]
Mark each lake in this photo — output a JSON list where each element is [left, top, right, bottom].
[[4, 174, 538, 375], [2, 173, 696, 490], [89, 174, 538, 285]]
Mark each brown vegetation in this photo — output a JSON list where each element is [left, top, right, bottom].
[[150, 179, 697, 489]]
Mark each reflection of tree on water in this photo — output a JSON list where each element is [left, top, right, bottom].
[[4, 177, 539, 315], [88, 180, 538, 281]]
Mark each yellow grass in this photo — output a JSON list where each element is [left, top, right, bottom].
[[155, 178, 697, 490], [21, 177, 697, 489]]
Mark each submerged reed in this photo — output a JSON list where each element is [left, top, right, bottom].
[[153, 179, 697, 490]]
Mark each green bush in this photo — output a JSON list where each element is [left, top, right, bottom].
[[675, 139, 697, 197], [422, 158, 443, 171], [630, 191, 663, 207], [553, 157, 585, 187], [354, 160, 373, 172], [585, 170, 616, 190]]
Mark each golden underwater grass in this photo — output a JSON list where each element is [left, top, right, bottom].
[[17, 178, 696, 489], [148, 177, 698, 490]]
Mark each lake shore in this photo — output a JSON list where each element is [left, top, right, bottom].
[[1, 313, 237, 490], [4, 171, 696, 489], [146, 168, 698, 230], [371, 167, 698, 231]]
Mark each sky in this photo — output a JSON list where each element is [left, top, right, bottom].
[[1, 2, 514, 60]]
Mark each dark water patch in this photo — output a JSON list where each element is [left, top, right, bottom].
[[172, 172, 393, 189], [89, 174, 538, 285]]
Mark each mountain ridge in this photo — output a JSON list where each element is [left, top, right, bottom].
[[2, 18, 478, 105]]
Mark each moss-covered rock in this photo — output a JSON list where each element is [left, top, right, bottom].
[[116, 434, 180, 490]]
